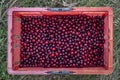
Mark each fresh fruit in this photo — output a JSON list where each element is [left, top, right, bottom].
[[19, 14, 105, 68]]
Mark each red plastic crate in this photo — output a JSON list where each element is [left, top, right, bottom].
[[7, 7, 113, 75]]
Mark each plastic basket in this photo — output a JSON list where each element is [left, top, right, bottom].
[[7, 7, 113, 75]]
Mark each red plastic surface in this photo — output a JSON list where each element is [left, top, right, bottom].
[[7, 7, 113, 75]]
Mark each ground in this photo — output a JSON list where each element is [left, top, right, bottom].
[[0, 0, 120, 80]]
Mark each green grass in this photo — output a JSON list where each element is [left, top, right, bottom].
[[0, 0, 120, 80]]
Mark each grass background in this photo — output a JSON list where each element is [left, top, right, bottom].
[[0, 0, 120, 80]]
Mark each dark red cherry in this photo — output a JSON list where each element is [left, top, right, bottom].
[[20, 15, 104, 68]]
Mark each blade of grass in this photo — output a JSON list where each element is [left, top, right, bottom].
[[1, 0, 18, 19]]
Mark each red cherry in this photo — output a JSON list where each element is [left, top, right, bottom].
[[20, 15, 104, 68]]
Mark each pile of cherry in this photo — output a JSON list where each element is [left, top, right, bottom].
[[20, 14, 105, 68]]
